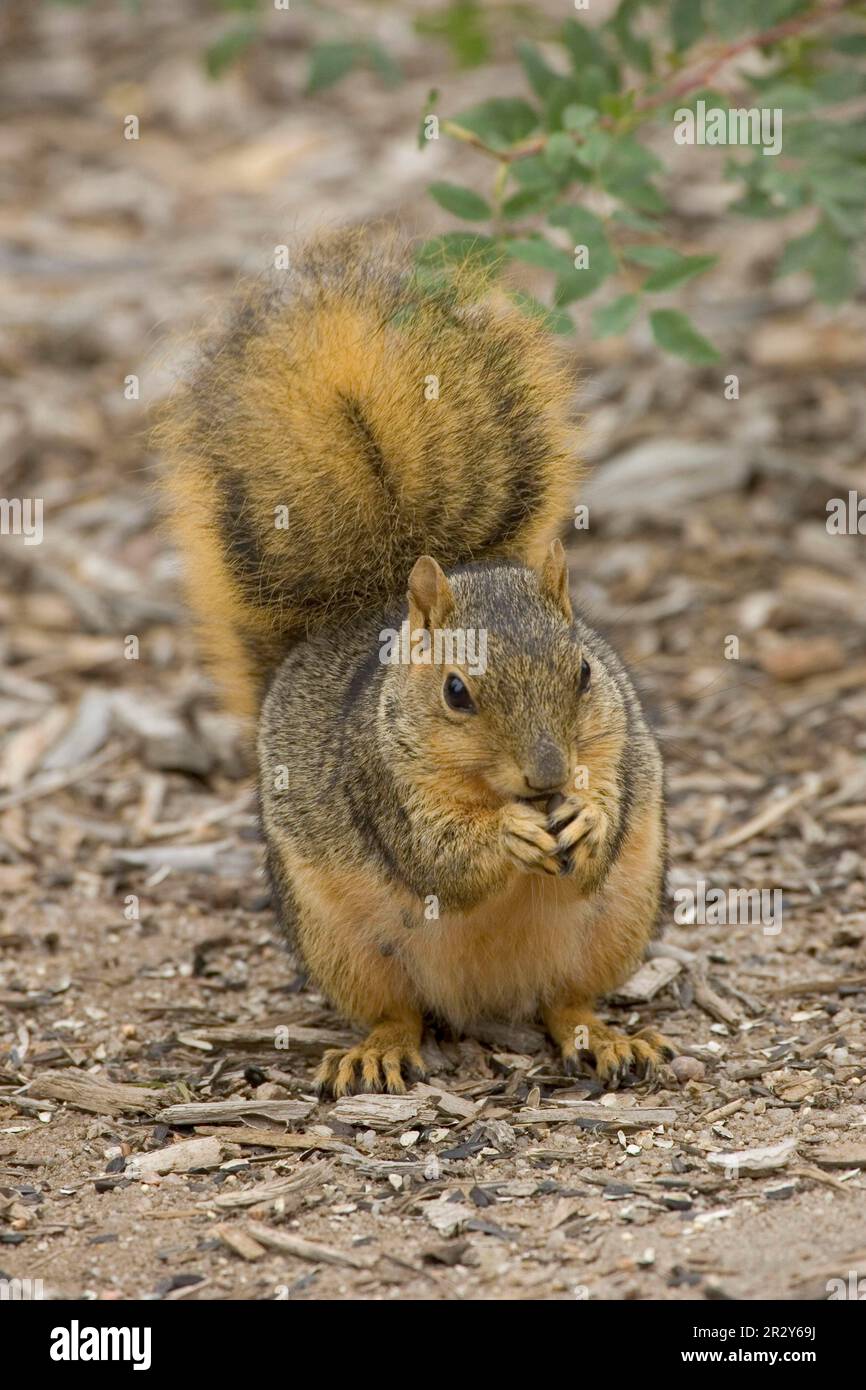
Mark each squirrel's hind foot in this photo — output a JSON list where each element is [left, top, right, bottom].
[[573, 1025, 675, 1089], [545, 1002, 675, 1090], [316, 1019, 426, 1098]]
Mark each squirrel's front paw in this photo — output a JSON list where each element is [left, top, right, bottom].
[[548, 795, 611, 878], [501, 802, 561, 877]]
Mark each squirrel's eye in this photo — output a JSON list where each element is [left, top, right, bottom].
[[443, 673, 476, 714], [579, 657, 591, 692]]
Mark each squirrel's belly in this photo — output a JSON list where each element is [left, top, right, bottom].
[[403, 877, 607, 1027], [402, 806, 661, 1028]]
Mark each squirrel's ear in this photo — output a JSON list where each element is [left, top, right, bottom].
[[408, 555, 454, 630], [536, 539, 572, 622]]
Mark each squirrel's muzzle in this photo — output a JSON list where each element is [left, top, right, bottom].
[[523, 736, 569, 795]]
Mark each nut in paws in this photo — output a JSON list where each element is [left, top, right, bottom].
[[548, 795, 610, 876], [502, 800, 560, 876]]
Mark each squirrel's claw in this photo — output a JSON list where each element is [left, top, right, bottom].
[[579, 1028, 675, 1089], [316, 1027, 426, 1098], [547, 1006, 675, 1090], [549, 798, 610, 878]]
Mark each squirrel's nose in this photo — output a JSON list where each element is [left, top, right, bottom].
[[524, 738, 568, 795]]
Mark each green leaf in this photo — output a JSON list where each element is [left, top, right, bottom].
[[750, 0, 814, 24], [415, 0, 490, 69], [729, 187, 790, 220], [623, 244, 678, 268], [592, 293, 640, 337], [576, 128, 615, 169], [814, 70, 866, 103], [554, 267, 609, 305], [428, 181, 492, 221], [643, 253, 718, 292], [548, 204, 617, 276], [560, 19, 619, 108], [205, 23, 256, 79], [548, 203, 616, 302], [367, 41, 402, 88], [832, 34, 866, 55], [650, 310, 719, 363], [708, 0, 758, 39], [613, 179, 667, 214], [607, 0, 653, 74], [517, 41, 560, 99], [448, 98, 539, 151], [777, 223, 832, 276], [776, 219, 858, 304], [612, 208, 659, 233], [671, 0, 704, 50], [545, 132, 578, 173], [501, 186, 557, 219], [505, 238, 574, 274], [579, 129, 667, 214], [510, 292, 574, 336], [812, 244, 858, 305], [512, 155, 561, 191], [307, 41, 359, 94], [561, 18, 615, 76], [748, 81, 815, 112], [540, 77, 597, 134], [562, 104, 597, 132], [818, 199, 865, 240]]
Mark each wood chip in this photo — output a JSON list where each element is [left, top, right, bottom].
[[128, 1135, 224, 1178], [757, 636, 845, 683], [41, 689, 114, 771], [213, 1224, 266, 1262], [697, 774, 825, 857], [331, 1094, 426, 1129], [702, 1097, 747, 1123], [200, 1162, 333, 1211], [174, 1024, 356, 1056], [808, 1147, 866, 1170], [613, 956, 682, 1003], [246, 1221, 376, 1269], [157, 1099, 314, 1126], [766, 973, 866, 998], [28, 1070, 172, 1116], [193, 1125, 345, 1153], [706, 1138, 797, 1173], [422, 1196, 475, 1238], [412, 1082, 480, 1119], [691, 967, 742, 1027], [516, 1102, 676, 1128]]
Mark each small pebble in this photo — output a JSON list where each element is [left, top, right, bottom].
[[670, 1055, 706, 1084]]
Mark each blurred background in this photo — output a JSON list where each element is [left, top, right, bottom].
[[1, 0, 865, 1301]]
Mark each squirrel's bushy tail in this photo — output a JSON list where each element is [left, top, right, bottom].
[[157, 228, 580, 717]]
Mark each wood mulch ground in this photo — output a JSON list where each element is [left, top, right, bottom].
[[1, 0, 865, 1300]]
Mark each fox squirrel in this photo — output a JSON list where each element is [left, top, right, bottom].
[[159, 229, 672, 1095]]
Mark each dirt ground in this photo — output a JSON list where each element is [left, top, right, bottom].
[[1, 1, 865, 1302]]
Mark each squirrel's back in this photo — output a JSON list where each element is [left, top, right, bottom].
[[158, 228, 580, 716]]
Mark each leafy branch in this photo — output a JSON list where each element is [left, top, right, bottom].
[[420, 0, 866, 361]]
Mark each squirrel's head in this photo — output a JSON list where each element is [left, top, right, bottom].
[[387, 543, 627, 805]]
